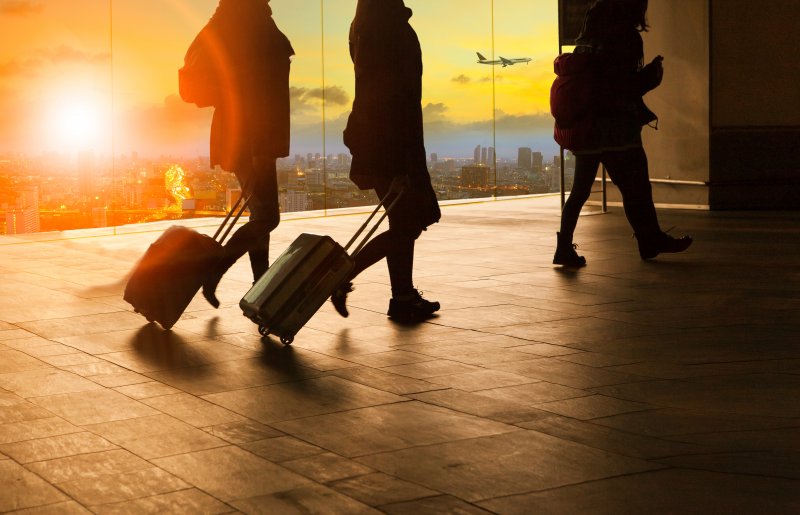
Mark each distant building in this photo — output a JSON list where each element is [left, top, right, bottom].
[[481, 147, 488, 165], [461, 165, 492, 188], [91, 207, 108, 228], [487, 147, 495, 166], [5, 207, 39, 234], [518, 147, 532, 170], [281, 189, 310, 213], [474, 145, 481, 164], [531, 151, 544, 173]]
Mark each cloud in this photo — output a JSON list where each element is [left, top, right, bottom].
[[0, 46, 109, 79], [290, 85, 350, 113], [422, 102, 448, 122], [451, 74, 470, 84], [37, 46, 110, 65], [0, 57, 43, 78], [0, 1, 43, 16]]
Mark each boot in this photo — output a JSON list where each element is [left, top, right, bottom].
[[202, 257, 232, 309], [553, 232, 587, 267], [636, 231, 693, 260], [331, 281, 353, 318]]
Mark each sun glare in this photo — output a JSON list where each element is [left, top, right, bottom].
[[45, 93, 111, 154]]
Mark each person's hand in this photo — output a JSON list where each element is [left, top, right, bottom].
[[642, 55, 664, 91], [390, 174, 410, 193]]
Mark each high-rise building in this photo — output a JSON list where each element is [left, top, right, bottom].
[[474, 145, 481, 164], [431, 153, 438, 166], [481, 147, 488, 165], [518, 147, 532, 170], [531, 151, 544, 173], [487, 147, 495, 166], [281, 189, 310, 213]]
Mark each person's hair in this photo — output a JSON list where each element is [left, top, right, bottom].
[[578, 0, 649, 42]]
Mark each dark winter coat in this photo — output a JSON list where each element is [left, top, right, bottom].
[[343, 1, 440, 232], [343, 3, 428, 189], [204, 0, 294, 172]]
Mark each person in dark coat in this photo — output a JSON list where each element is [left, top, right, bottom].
[[332, 0, 441, 322], [199, 0, 294, 308], [552, 0, 691, 267]]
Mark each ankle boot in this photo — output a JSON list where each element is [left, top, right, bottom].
[[553, 232, 587, 267], [202, 257, 231, 309], [636, 231, 693, 260]]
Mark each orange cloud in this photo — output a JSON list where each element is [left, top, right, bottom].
[[0, 1, 43, 16]]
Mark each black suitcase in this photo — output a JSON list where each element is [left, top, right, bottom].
[[240, 189, 403, 344], [124, 196, 249, 330]]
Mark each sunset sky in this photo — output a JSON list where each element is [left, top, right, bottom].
[[0, 0, 559, 161]]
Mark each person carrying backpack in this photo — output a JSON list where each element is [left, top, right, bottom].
[[551, 0, 692, 267], [188, 0, 294, 308]]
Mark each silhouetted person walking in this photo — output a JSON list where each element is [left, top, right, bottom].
[[199, 0, 294, 307], [332, 0, 441, 323], [552, 0, 691, 267]]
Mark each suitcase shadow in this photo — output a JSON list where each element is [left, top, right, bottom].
[[131, 323, 212, 377], [257, 336, 305, 380]]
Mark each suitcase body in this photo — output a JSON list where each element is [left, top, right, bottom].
[[124, 225, 222, 330], [240, 233, 354, 344], [125, 195, 250, 330]]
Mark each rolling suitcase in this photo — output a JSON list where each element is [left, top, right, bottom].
[[124, 195, 249, 330], [240, 189, 403, 345]]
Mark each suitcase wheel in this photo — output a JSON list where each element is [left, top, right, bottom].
[[258, 325, 270, 337], [280, 335, 294, 345]]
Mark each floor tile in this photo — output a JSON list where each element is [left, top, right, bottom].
[[330, 472, 439, 507], [91, 489, 232, 515], [358, 431, 661, 502], [0, 432, 118, 463], [0, 460, 67, 512], [229, 484, 380, 514], [152, 446, 311, 502], [273, 401, 518, 458], [140, 393, 245, 427], [57, 466, 189, 506], [31, 389, 158, 426], [203, 376, 405, 424], [479, 469, 800, 515]]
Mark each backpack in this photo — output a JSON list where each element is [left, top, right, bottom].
[[178, 26, 221, 108], [550, 52, 596, 129], [550, 52, 598, 152]]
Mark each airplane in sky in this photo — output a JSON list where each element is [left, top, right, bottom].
[[476, 52, 532, 67]]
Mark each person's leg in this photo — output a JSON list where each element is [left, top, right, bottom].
[[603, 147, 692, 259], [554, 153, 599, 266], [202, 159, 279, 308], [602, 147, 660, 237]]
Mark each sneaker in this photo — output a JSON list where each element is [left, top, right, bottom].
[[388, 290, 440, 322], [331, 282, 353, 318]]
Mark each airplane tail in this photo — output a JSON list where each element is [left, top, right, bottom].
[[476, 52, 487, 61]]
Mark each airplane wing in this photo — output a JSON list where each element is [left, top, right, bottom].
[[500, 57, 512, 67]]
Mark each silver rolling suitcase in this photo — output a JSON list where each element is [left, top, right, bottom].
[[240, 189, 402, 344]]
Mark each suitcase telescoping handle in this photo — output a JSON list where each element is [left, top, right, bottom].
[[213, 192, 252, 245], [344, 185, 405, 257]]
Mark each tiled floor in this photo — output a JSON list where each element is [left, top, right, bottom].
[[1, 196, 799, 514]]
